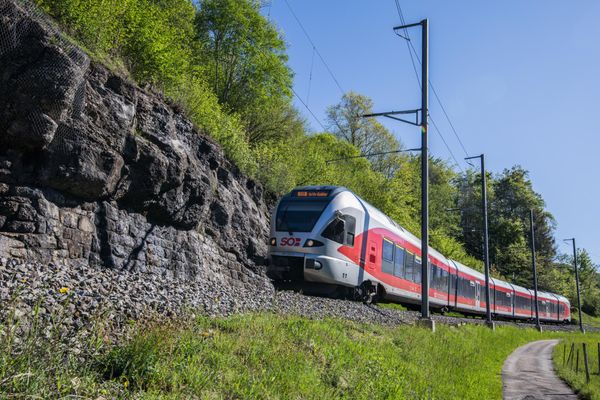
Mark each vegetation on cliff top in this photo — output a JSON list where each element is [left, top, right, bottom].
[[32, 0, 600, 312]]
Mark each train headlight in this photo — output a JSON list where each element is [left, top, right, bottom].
[[303, 239, 324, 247], [269, 237, 276, 246]]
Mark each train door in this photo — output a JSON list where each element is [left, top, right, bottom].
[[475, 282, 481, 309], [367, 240, 377, 274]]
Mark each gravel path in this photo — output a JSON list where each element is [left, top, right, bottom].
[[502, 340, 577, 400]]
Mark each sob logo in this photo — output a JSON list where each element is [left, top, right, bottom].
[[280, 237, 301, 247]]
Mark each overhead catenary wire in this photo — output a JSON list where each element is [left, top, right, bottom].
[[394, 0, 471, 161], [234, 21, 327, 131], [406, 40, 470, 158], [306, 45, 315, 105], [430, 115, 464, 172], [282, 0, 346, 96], [291, 86, 327, 131]]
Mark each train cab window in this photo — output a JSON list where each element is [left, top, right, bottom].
[[322, 215, 356, 246], [322, 218, 345, 244], [382, 239, 394, 275], [394, 245, 405, 278], [276, 197, 331, 232]]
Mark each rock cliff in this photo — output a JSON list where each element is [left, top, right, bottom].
[[0, 0, 271, 294]]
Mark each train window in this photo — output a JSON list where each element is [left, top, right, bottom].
[[440, 268, 449, 292], [344, 215, 356, 246], [276, 197, 331, 232], [449, 272, 456, 296], [382, 239, 394, 275], [322, 217, 345, 244], [414, 256, 422, 284], [405, 251, 415, 281], [458, 276, 475, 299], [394, 245, 405, 278], [515, 295, 530, 311], [321, 214, 356, 246], [431, 264, 444, 291], [495, 290, 512, 308]]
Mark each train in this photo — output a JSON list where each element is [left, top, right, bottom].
[[267, 186, 571, 323]]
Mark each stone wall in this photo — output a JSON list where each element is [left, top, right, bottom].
[[0, 0, 272, 292]]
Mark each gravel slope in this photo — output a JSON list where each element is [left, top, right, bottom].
[[0, 257, 590, 344]]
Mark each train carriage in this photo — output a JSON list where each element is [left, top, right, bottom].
[[451, 260, 490, 314], [492, 278, 514, 317], [267, 186, 571, 323], [511, 284, 533, 319]]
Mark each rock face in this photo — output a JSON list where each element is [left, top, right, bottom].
[[0, 0, 271, 291]]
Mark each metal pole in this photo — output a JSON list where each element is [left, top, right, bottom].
[[420, 18, 430, 320], [530, 209, 541, 329], [481, 155, 492, 324], [465, 153, 492, 326], [572, 238, 584, 333]]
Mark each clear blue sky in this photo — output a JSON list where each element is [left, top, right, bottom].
[[263, 0, 599, 265]]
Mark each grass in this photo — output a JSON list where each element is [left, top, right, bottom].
[[1, 310, 593, 399], [554, 335, 600, 399], [581, 312, 600, 329]]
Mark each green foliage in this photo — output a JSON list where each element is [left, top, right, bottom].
[[457, 166, 559, 284], [167, 74, 257, 174], [37, 0, 196, 84], [326, 91, 403, 177], [194, 0, 294, 144]]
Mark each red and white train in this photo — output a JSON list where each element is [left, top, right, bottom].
[[267, 186, 571, 323]]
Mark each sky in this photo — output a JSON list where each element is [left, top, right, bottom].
[[263, 0, 600, 265]]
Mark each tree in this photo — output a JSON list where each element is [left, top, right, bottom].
[[194, 0, 293, 144], [548, 250, 600, 317], [326, 92, 403, 178], [456, 166, 557, 285]]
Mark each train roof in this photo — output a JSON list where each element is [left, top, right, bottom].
[[450, 260, 485, 281], [553, 294, 570, 304], [491, 277, 513, 291], [510, 283, 530, 295]]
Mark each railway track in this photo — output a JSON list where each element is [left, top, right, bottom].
[[272, 289, 597, 333]]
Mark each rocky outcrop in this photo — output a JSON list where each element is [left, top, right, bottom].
[[0, 0, 271, 293]]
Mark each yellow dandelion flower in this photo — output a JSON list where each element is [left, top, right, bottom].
[[59, 287, 70, 294]]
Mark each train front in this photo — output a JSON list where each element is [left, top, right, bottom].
[[266, 186, 363, 288]]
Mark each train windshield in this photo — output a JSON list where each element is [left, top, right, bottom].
[[275, 197, 331, 232]]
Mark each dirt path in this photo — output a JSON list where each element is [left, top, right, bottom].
[[502, 339, 577, 399]]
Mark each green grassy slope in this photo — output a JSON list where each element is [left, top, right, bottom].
[[1, 312, 588, 399]]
